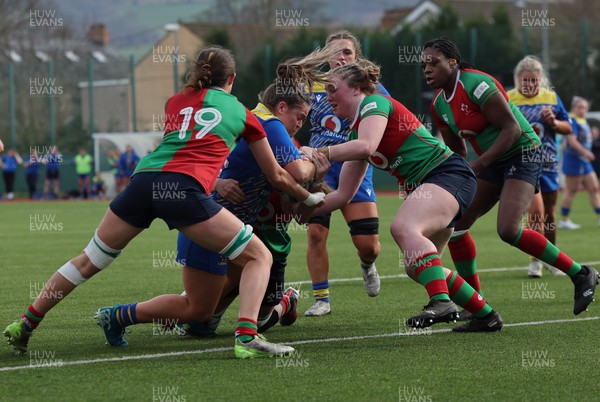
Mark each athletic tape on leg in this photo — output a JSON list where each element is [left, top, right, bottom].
[[83, 229, 122, 269], [219, 224, 253, 260], [57, 261, 87, 285]]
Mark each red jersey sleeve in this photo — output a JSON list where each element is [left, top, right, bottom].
[[241, 108, 267, 143]]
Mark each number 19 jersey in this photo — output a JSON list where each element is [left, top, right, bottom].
[[135, 87, 266, 194]]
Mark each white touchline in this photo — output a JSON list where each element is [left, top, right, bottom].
[[1, 316, 598, 372]]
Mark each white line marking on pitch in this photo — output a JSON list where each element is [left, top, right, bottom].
[[1, 316, 598, 372], [287, 261, 600, 285]]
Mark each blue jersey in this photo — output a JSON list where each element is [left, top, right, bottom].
[[26, 159, 40, 175], [118, 151, 141, 177], [212, 103, 302, 224], [1, 155, 19, 172], [308, 82, 389, 148], [507, 88, 570, 173], [566, 115, 593, 160]]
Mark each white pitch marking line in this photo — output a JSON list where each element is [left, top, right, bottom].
[[1, 316, 598, 372], [287, 261, 600, 285]]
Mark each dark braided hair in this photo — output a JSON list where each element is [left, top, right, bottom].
[[423, 37, 475, 70]]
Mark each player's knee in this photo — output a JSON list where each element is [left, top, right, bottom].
[[241, 236, 272, 266], [307, 225, 328, 248], [497, 224, 520, 244], [357, 240, 380, 261], [79, 230, 122, 272], [390, 220, 413, 245], [187, 306, 215, 323], [349, 218, 379, 236]]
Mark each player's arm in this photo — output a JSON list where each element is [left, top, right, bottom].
[[565, 134, 595, 161], [284, 159, 316, 184], [326, 115, 387, 161], [249, 138, 323, 206], [439, 127, 467, 158], [475, 93, 522, 173], [299, 160, 368, 222], [545, 96, 572, 135]]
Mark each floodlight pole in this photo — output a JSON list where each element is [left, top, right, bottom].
[[8, 63, 16, 149], [48, 59, 56, 146]]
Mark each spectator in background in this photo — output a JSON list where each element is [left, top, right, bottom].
[[1, 149, 23, 200], [24, 150, 41, 199], [92, 171, 107, 199], [107, 149, 121, 193], [0, 138, 4, 152], [559, 96, 600, 228], [43, 146, 61, 199], [117, 145, 140, 190], [74, 148, 93, 199]]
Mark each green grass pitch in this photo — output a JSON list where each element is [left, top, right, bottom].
[[1, 194, 599, 401]]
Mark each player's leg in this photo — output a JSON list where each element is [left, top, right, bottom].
[[305, 162, 341, 316], [526, 192, 544, 278], [444, 267, 503, 333], [180, 209, 293, 358], [108, 234, 229, 335], [559, 175, 582, 229], [499, 178, 599, 314], [342, 201, 381, 297], [305, 217, 332, 316], [341, 164, 381, 298], [540, 189, 566, 276], [256, 260, 299, 332], [581, 172, 600, 224], [448, 178, 502, 292], [394, 183, 461, 327], [5, 207, 144, 353]]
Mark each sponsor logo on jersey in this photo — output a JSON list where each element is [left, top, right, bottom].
[[320, 115, 342, 133], [442, 114, 449, 123], [473, 81, 490, 99], [315, 94, 323, 102], [531, 122, 545, 137], [360, 102, 377, 116]]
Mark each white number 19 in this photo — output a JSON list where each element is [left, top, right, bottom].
[[178, 107, 223, 140]]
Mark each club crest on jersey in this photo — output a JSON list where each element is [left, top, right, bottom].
[[321, 115, 342, 133], [460, 103, 471, 115]]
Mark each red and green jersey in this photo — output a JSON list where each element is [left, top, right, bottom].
[[349, 94, 452, 189], [431, 69, 540, 160], [135, 87, 266, 194]]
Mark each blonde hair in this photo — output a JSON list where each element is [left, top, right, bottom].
[[514, 55, 550, 92], [276, 42, 348, 94], [571, 95, 588, 110]]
